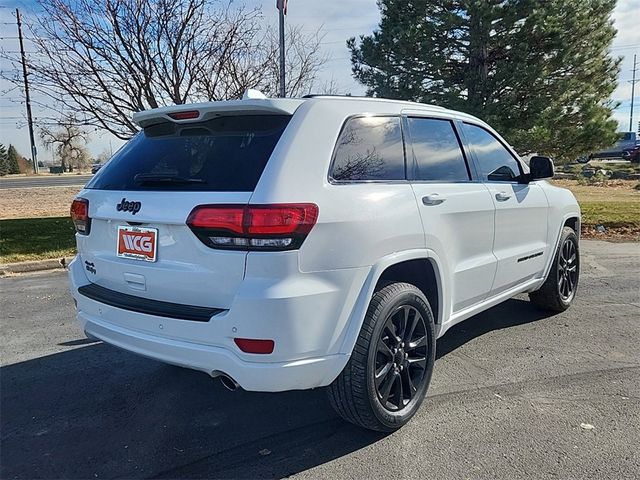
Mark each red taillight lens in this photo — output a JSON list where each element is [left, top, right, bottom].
[[187, 206, 245, 234], [70, 198, 91, 234], [186, 203, 318, 251], [234, 338, 275, 354], [168, 110, 200, 120], [246, 205, 318, 235]]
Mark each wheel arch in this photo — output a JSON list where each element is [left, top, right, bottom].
[[541, 210, 581, 282], [338, 249, 445, 357]]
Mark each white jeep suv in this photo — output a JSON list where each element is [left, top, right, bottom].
[[69, 95, 580, 431]]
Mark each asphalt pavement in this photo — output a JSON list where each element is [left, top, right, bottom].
[[1, 240, 639, 479], [0, 175, 93, 189]]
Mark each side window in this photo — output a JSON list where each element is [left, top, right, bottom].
[[407, 117, 470, 181], [330, 116, 405, 181], [463, 123, 522, 182]]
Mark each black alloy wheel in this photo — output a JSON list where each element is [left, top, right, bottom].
[[375, 305, 428, 411], [558, 236, 578, 301]]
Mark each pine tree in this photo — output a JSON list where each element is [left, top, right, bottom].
[[0, 144, 8, 176], [6, 145, 21, 174], [349, 0, 620, 161]]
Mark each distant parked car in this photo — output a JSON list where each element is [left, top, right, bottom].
[[588, 132, 637, 160], [91, 163, 103, 174], [622, 144, 640, 163]]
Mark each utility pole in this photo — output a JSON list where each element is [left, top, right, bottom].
[[629, 54, 638, 133], [277, 0, 286, 97], [16, 8, 38, 173]]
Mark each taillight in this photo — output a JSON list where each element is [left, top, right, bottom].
[[70, 198, 91, 235], [186, 203, 319, 251]]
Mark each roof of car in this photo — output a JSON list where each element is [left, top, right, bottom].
[[132, 93, 477, 128]]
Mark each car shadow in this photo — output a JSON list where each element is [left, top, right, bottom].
[[1, 297, 554, 479]]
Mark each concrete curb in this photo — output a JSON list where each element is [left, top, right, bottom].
[[0, 257, 73, 276]]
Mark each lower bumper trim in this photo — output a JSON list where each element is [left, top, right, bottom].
[[78, 283, 225, 322]]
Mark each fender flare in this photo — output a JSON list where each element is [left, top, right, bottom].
[[541, 210, 581, 282], [337, 248, 446, 356]]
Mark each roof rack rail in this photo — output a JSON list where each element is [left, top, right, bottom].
[[302, 94, 357, 98], [301, 94, 447, 109]]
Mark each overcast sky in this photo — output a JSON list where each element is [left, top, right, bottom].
[[1, 0, 638, 162]]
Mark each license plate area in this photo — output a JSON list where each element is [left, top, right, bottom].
[[117, 226, 158, 262]]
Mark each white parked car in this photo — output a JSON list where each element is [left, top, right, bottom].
[[69, 95, 580, 431]]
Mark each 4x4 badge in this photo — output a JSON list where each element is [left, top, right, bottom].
[[116, 198, 142, 215]]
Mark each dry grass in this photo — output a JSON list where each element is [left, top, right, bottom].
[[551, 179, 639, 240], [1, 186, 81, 220]]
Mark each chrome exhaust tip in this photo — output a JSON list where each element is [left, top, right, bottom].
[[218, 374, 239, 391]]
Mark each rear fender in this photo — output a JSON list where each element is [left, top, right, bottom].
[[337, 249, 445, 357]]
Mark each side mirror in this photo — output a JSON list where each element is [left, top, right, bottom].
[[529, 156, 554, 181]]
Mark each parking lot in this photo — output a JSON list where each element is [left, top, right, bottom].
[[1, 239, 639, 479]]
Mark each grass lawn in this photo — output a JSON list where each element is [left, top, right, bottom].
[[0, 217, 77, 264], [551, 180, 639, 239]]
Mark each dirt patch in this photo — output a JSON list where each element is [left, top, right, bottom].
[[581, 225, 640, 242], [1, 186, 81, 220]]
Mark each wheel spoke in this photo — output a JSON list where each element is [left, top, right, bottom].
[[401, 367, 416, 397], [395, 306, 409, 339], [404, 311, 420, 344], [378, 369, 396, 404], [408, 357, 427, 370], [407, 335, 426, 351], [383, 319, 396, 340], [392, 373, 404, 408], [375, 362, 393, 389], [377, 338, 393, 359]]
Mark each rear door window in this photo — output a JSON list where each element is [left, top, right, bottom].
[[330, 116, 405, 182], [406, 117, 470, 181], [86, 115, 291, 192]]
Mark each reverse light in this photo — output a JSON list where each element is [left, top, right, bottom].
[[186, 203, 318, 251], [70, 198, 91, 235], [234, 338, 275, 354]]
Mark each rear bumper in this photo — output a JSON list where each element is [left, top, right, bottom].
[[80, 312, 347, 391], [68, 256, 368, 392]]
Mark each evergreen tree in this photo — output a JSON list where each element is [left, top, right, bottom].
[[6, 145, 21, 174], [0, 144, 8, 176], [349, 0, 620, 161]]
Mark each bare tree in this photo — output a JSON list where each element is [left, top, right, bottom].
[[3, 0, 327, 140], [40, 117, 90, 171]]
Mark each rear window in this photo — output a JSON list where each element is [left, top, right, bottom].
[[86, 115, 291, 191]]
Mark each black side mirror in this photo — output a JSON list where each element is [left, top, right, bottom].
[[529, 156, 554, 181]]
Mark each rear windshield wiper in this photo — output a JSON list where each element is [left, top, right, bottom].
[[134, 173, 206, 185]]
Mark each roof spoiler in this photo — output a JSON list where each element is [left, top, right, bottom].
[[132, 92, 303, 128]]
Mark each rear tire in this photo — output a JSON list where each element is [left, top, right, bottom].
[[327, 282, 436, 432], [529, 226, 579, 312]]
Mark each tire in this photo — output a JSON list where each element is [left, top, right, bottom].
[[529, 226, 579, 312], [327, 282, 436, 432]]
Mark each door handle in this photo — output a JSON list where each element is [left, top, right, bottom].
[[422, 194, 446, 206], [495, 191, 511, 202]]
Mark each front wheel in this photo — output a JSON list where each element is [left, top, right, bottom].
[[327, 282, 436, 432], [529, 226, 580, 311]]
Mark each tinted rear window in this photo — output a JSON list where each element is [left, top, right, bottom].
[[86, 115, 291, 191]]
